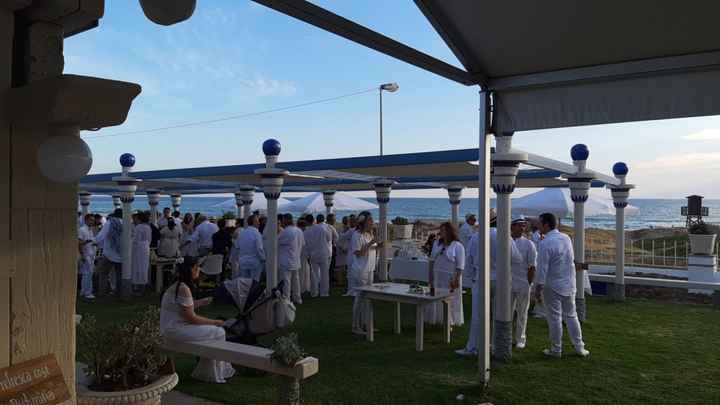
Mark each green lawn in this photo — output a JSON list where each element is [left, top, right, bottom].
[[77, 290, 720, 405]]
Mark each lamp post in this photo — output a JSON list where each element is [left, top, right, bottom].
[[609, 162, 634, 301], [379, 82, 399, 156], [112, 153, 141, 300]]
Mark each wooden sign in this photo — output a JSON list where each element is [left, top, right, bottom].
[[0, 354, 70, 405]]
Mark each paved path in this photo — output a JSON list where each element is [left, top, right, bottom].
[[162, 391, 224, 405]]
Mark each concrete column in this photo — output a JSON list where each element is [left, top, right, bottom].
[[170, 193, 182, 214], [566, 144, 594, 322], [477, 92, 492, 384], [255, 140, 288, 290], [147, 189, 160, 226], [323, 190, 336, 217], [113, 153, 141, 299], [234, 190, 244, 219], [112, 194, 122, 211], [374, 179, 393, 281], [491, 133, 527, 362], [609, 162, 633, 301], [239, 185, 255, 227], [447, 187, 463, 227], [79, 191, 91, 217]]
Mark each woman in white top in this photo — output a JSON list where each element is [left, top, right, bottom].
[[180, 213, 198, 257], [427, 222, 465, 326], [340, 215, 357, 296], [158, 218, 182, 257], [131, 211, 152, 292], [160, 256, 235, 383], [349, 212, 379, 335]]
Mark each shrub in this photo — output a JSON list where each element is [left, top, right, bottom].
[[222, 211, 237, 220], [391, 216, 410, 225], [689, 222, 715, 235], [270, 333, 306, 367]]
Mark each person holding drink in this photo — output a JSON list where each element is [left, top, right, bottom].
[[349, 211, 380, 335], [426, 222, 466, 327]]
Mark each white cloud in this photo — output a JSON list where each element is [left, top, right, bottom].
[[682, 129, 720, 141], [635, 153, 720, 170], [241, 75, 297, 97]]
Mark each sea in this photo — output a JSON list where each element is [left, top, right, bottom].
[[84, 196, 720, 231]]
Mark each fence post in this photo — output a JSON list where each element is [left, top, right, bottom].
[[642, 240, 645, 265], [651, 240, 655, 266], [674, 241, 677, 268], [663, 240, 666, 267]]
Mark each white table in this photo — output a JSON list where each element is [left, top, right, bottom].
[[355, 282, 453, 352], [153, 256, 181, 293]]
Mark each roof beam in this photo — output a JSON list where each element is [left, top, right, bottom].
[[250, 0, 476, 86]]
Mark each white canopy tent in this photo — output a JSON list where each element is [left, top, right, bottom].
[[512, 188, 639, 218], [211, 193, 291, 212], [283, 191, 378, 214]]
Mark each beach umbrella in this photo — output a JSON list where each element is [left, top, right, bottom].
[[283, 192, 378, 214], [211, 193, 291, 212], [511, 188, 638, 218]]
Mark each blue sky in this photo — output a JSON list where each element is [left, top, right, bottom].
[[65, 1, 720, 198]]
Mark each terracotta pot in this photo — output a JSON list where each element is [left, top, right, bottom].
[[392, 224, 414, 240], [689, 234, 717, 255], [77, 373, 178, 405]]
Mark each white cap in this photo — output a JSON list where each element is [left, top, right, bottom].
[[511, 214, 528, 224]]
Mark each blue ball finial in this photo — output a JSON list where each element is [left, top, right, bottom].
[[119, 153, 136, 168], [262, 139, 281, 156], [570, 144, 589, 161], [613, 162, 629, 176]]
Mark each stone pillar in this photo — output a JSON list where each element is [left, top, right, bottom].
[[113, 153, 140, 299], [323, 190, 336, 217], [79, 191, 92, 217], [609, 162, 633, 301], [239, 185, 255, 227], [566, 144, 594, 322], [234, 190, 244, 219], [147, 189, 160, 226], [255, 140, 288, 290], [170, 193, 182, 214], [112, 194, 122, 211], [491, 133, 527, 362], [447, 187, 463, 227], [374, 179, 393, 282]]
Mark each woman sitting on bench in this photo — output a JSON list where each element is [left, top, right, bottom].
[[160, 256, 236, 383]]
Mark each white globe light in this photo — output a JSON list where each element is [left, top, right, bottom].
[[37, 135, 93, 183]]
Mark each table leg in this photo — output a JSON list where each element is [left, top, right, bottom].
[[366, 298, 374, 343], [443, 300, 451, 344], [416, 304, 424, 352], [156, 265, 163, 294], [394, 302, 401, 334]]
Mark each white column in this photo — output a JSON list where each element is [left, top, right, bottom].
[[113, 153, 141, 299], [477, 92, 492, 384], [566, 144, 594, 322], [255, 140, 288, 290], [491, 133, 527, 362], [234, 190, 243, 219], [609, 162, 633, 301], [170, 193, 182, 214], [79, 191, 91, 217], [239, 185, 255, 227], [112, 194, 122, 211], [447, 187, 463, 227], [374, 179, 392, 282], [323, 190, 336, 217], [147, 189, 160, 226]]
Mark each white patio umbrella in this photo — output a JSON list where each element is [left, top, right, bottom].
[[511, 188, 638, 218], [283, 192, 378, 214], [211, 193, 291, 212]]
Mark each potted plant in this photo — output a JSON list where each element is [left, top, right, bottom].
[[76, 306, 178, 405], [271, 333, 306, 405], [688, 222, 717, 255], [391, 216, 413, 240]]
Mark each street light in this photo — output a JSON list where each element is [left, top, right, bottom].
[[379, 82, 399, 156]]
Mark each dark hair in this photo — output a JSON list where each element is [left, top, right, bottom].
[[112, 208, 123, 218], [175, 256, 198, 301], [138, 211, 150, 223], [342, 216, 348, 226], [163, 207, 171, 213], [247, 214, 258, 227], [539, 213, 557, 230], [283, 213, 293, 224], [316, 214, 325, 223], [217, 218, 226, 229], [305, 214, 315, 224], [167, 217, 176, 230], [172, 211, 180, 218], [236, 218, 245, 228], [439, 222, 460, 245], [183, 213, 194, 224]]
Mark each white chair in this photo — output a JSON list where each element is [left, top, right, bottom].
[[200, 254, 224, 277]]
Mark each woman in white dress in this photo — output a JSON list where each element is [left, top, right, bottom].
[[180, 213, 197, 257], [426, 222, 465, 327], [160, 256, 235, 383], [158, 218, 182, 257], [131, 211, 152, 293], [349, 212, 378, 335]]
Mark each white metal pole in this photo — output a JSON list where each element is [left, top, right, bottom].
[[374, 181, 392, 282], [573, 199, 587, 320], [610, 165, 632, 301], [114, 154, 140, 300], [379, 89, 383, 156], [477, 92, 491, 384], [266, 196, 279, 288]]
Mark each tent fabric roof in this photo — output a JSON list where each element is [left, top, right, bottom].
[[80, 148, 613, 195]]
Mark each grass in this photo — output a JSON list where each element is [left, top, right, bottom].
[[77, 289, 720, 405]]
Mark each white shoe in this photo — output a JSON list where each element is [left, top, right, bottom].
[[542, 349, 562, 358], [575, 348, 590, 357], [84, 294, 96, 300], [352, 328, 366, 336], [455, 348, 477, 357], [515, 342, 526, 349]]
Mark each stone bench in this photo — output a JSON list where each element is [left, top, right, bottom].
[[161, 339, 319, 405]]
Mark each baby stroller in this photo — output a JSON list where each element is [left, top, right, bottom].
[[214, 278, 296, 345]]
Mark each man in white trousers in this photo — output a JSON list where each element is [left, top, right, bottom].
[[304, 214, 334, 297], [278, 214, 305, 304], [78, 214, 97, 299], [534, 213, 589, 358], [509, 215, 537, 349], [456, 209, 497, 356]]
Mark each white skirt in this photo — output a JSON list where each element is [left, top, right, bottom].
[[425, 270, 464, 327], [163, 325, 236, 384]]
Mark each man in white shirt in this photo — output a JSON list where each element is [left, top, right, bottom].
[[534, 213, 589, 358], [157, 207, 172, 228], [233, 214, 266, 281], [457, 209, 497, 356], [94, 209, 124, 296], [278, 214, 305, 304], [509, 215, 537, 349], [304, 214, 334, 297], [78, 214, 97, 299], [188, 215, 219, 257], [459, 214, 477, 248]]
